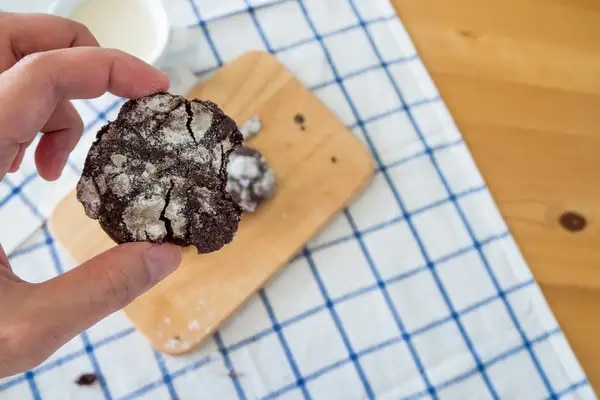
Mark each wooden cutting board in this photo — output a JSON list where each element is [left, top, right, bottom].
[[48, 51, 374, 355]]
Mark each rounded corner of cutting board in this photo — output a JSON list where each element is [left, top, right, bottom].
[[357, 145, 377, 180]]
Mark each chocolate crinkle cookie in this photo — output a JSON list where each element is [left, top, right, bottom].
[[76, 92, 244, 254], [226, 146, 276, 213]]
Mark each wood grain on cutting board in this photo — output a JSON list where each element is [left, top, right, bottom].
[[49, 51, 374, 354], [392, 0, 600, 391]]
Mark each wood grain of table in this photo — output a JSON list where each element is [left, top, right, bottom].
[[392, 0, 600, 393]]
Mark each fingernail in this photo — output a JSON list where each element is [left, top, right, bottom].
[[144, 244, 182, 284]]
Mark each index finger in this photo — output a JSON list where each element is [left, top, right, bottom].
[[0, 47, 170, 136], [0, 47, 170, 178], [0, 12, 99, 71]]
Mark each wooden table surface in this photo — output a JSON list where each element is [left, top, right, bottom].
[[392, 0, 600, 393]]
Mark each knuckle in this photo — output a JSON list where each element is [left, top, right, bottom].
[[0, 315, 47, 372], [104, 48, 128, 59], [17, 51, 48, 69], [70, 19, 94, 40], [1, 319, 31, 353]]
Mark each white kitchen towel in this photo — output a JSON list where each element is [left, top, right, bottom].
[[0, 0, 595, 399]]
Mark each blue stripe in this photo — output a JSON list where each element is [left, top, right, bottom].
[[188, 0, 224, 66], [0, 375, 26, 392], [119, 378, 170, 400], [43, 227, 113, 400], [553, 379, 589, 399], [119, 355, 214, 400], [295, 2, 440, 396], [311, 54, 418, 92], [243, 5, 312, 398], [262, 280, 543, 400], [151, 351, 179, 400], [214, 332, 247, 400], [8, 240, 48, 260], [24, 371, 41, 400], [432, 328, 562, 398], [186, 13, 420, 100], [383, 138, 462, 172], [81, 99, 123, 125], [187, 3, 244, 399], [347, 0, 556, 396], [191, 52, 424, 103], [309, 183, 480, 255], [3, 177, 43, 220], [0, 329, 136, 392], [184, 0, 292, 29], [303, 248, 374, 398], [244, 0, 274, 53], [0, 173, 38, 212], [411, 279, 534, 339], [294, 0, 439, 395], [7, 250, 533, 399], [274, 14, 397, 55], [185, 11, 397, 57], [259, 290, 311, 398], [352, 97, 441, 129], [263, 356, 350, 400], [1, 228, 509, 395], [343, 208, 431, 392]]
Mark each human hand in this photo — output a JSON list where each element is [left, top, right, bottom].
[[0, 12, 182, 377]]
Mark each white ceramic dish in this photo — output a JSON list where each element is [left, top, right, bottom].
[[48, 0, 169, 67]]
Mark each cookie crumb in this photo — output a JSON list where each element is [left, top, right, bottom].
[[226, 146, 276, 213], [239, 115, 262, 140], [75, 373, 98, 386], [293, 113, 306, 130], [188, 320, 201, 331]]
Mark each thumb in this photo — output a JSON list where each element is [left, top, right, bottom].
[[33, 242, 181, 343]]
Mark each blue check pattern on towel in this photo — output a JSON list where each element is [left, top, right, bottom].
[[0, 0, 595, 399]]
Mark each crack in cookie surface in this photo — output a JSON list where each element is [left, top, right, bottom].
[[76, 93, 243, 253]]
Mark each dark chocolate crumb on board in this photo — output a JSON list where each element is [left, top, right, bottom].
[[559, 211, 586, 232], [293, 113, 306, 130], [75, 373, 98, 386], [458, 29, 477, 39], [76, 92, 244, 254]]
